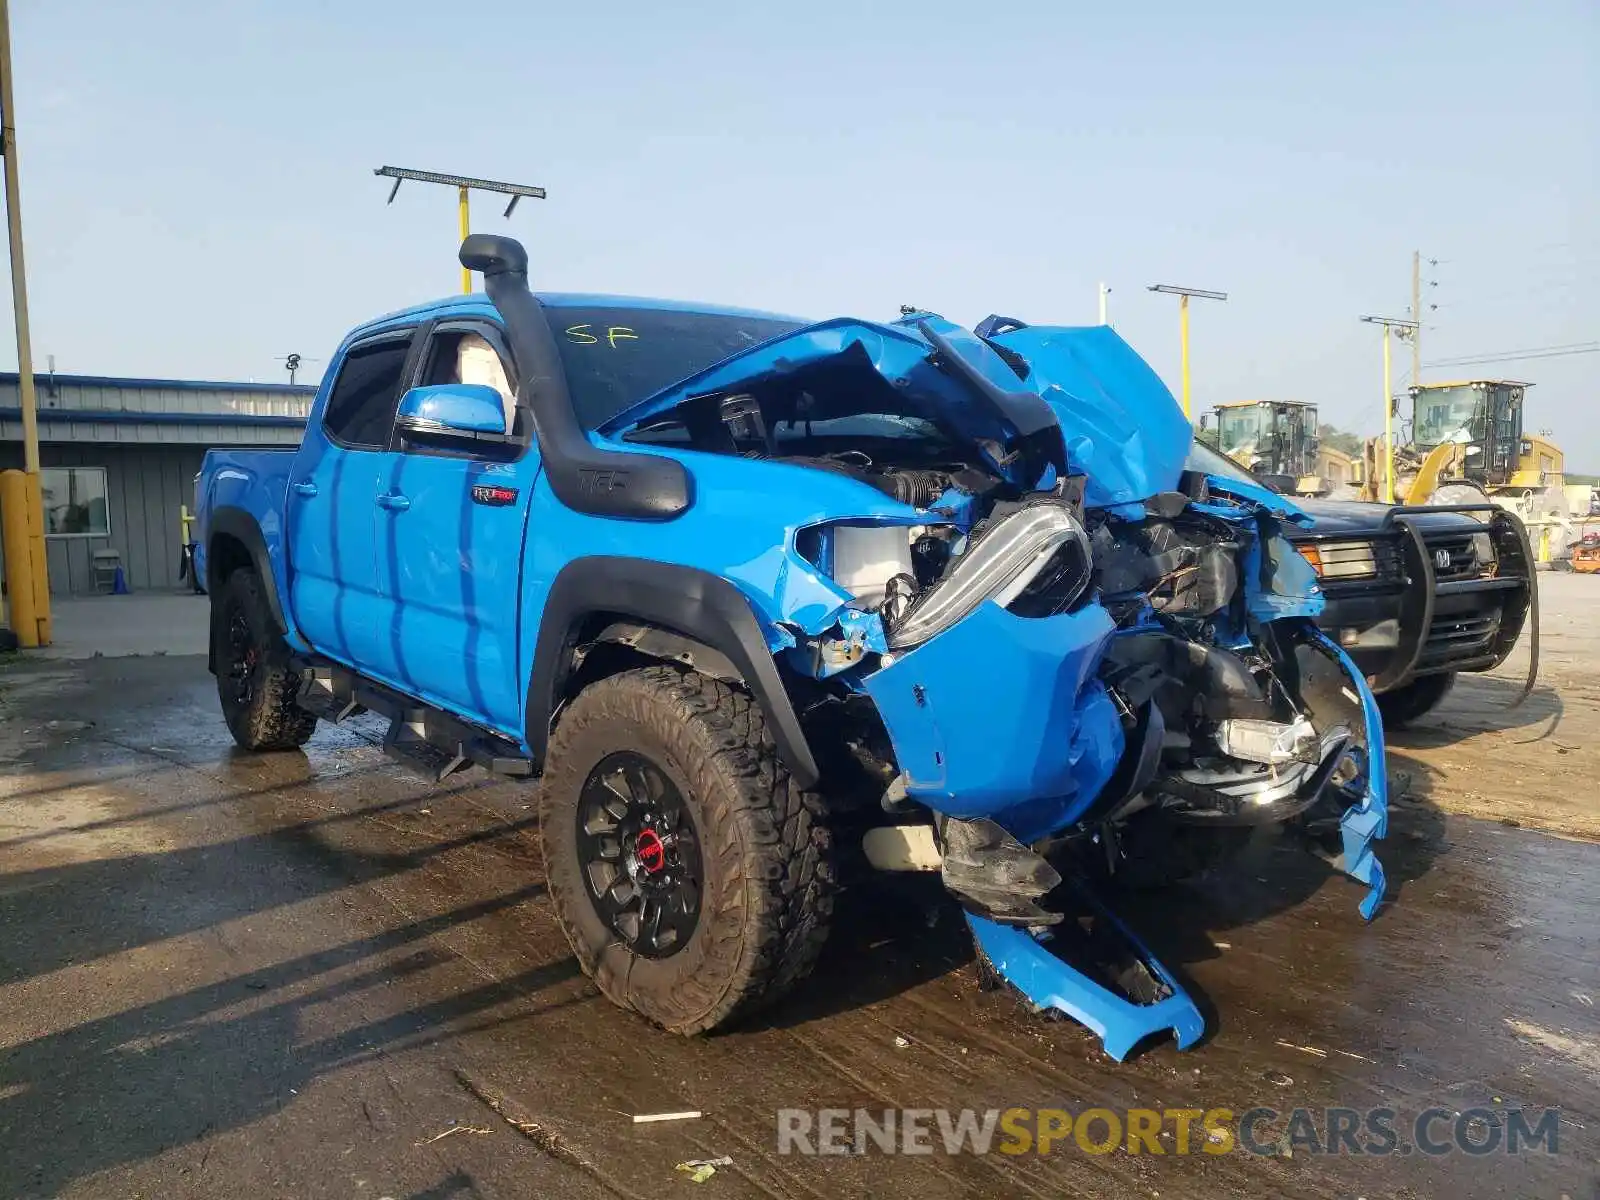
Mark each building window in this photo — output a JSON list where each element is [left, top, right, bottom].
[[40, 467, 111, 537]]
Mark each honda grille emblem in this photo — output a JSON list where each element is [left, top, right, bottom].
[[1434, 548, 1452, 570]]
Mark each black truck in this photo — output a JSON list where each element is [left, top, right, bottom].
[[1287, 498, 1536, 725], [1187, 444, 1538, 727]]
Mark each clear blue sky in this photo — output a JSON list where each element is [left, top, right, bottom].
[[8, 1, 1598, 464]]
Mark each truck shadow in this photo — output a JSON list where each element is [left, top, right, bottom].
[[0, 877, 576, 1199], [1383, 672, 1563, 747], [0, 783, 540, 990]]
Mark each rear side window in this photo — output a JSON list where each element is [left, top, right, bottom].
[[322, 336, 413, 448]]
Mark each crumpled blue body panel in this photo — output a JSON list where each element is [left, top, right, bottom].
[[862, 601, 1123, 836], [1196, 471, 1314, 527], [1311, 632, 1390, 919], [989, 325, 1196, 509], [1251, 532, 1326, 623], [968, 911, 1205, 1062]]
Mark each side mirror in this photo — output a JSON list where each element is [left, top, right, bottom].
[[395, 384, 508, 446]]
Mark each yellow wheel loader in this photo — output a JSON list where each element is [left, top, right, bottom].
[[1207, 400, 1339, 496], [1362, 380, 1571, 562]]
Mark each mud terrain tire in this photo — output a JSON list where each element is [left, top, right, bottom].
[[1377, 671, 1456, 729], [539, 665, 834, 1034], [214, 568, 317, 751]]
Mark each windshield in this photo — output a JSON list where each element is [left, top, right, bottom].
[[1185, 439, 1259, 483], [549, 306, 805, 428], [1413, 385, 1482, 448], [775, 414, 941, 440], [1216, 404, 1269, 456]]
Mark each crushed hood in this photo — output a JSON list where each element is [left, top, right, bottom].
[[601, 315, 1068, 489], [602, 313, 1252, 513], [987, 324, 1196, 509]]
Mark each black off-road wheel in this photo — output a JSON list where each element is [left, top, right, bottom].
[[539, 665, 834, 1034], [214, 568, 317, 752], [1377, 672, 1456, 730]]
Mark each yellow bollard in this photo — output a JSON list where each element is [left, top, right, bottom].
[[0, 468, 50, 647], [28, 473, 51, 644]]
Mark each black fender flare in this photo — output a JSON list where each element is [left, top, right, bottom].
[[526, 556, 821, 789], [207, 506, 289, 634]]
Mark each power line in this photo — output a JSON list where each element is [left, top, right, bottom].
[[1428, 241, 1598, 266], [1423, 343, 1600, 369], [1440, 277, 1583, 308], [1336, 341, 1600, 432], [1436, 340, 1600, 357]]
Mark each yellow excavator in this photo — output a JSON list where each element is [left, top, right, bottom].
[[1361, 379, 1571, 558]]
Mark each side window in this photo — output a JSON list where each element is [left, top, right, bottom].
[[322, 336, 413, 449], [419, 328, 518, 434]]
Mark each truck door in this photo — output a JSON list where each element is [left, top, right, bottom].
[[368, 321, 538, 734], [286, 327, 419, 672]]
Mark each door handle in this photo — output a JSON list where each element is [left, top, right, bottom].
[[292, 481, 318, 498], [376, 492, 411, 512]]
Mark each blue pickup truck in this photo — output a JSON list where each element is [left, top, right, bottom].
[[196, 236, 1392, 1059]]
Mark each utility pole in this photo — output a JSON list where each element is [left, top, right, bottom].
[[1097, 282, 1110, 326], [0, 0, 50, 646], [1148, 283, 1228, 418], [375, 166, 547, 294], [1411, 250, 1422, 386], [1360, 315, 1419, 504]]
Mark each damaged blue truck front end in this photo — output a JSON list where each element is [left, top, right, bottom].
[[605, 308, 1389, 1060]]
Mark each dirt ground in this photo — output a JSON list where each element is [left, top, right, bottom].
[[1, 577, 1597, 1199], [1384, 570, 1600, 842]]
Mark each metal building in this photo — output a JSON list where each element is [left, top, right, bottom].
[[0, 372, 313, 596]]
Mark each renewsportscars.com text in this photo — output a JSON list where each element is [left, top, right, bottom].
[[776, 1106, 1561, 1158]]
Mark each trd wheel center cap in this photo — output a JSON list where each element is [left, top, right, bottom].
[[634, 827, 667, 875]]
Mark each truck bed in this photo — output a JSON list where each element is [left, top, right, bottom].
[[192, 448, 297, 596]]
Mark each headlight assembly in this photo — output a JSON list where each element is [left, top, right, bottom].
[[1299, 540, 1378, 580], [887, 502, 1091, 649]]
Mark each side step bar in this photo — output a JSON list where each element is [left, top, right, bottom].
[[293, 658, 535, 783]]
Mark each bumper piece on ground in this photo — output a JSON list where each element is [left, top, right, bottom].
[[967, 890, 1205, 1062]]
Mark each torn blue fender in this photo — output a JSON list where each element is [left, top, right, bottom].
[[968, 907, 1205, 1062], [862, 599, 1123, 829], [1313, 631, 1390, 920]]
